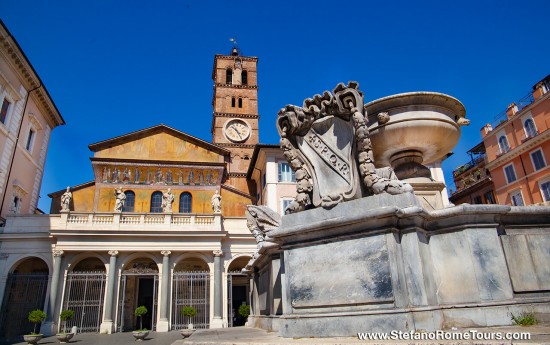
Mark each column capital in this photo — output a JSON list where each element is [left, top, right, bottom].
[[108, 250, 119, 257], [213, 249, 223, 257], [53, 250, 64, 257], [161, 250, 171, 257]]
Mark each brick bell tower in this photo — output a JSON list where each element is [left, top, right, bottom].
[[211, 44, 259, 193]]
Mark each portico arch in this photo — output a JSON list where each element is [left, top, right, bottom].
[[172, 255, 210, 330], [118, 257, 159, 332], [0, 257, 49, 339], [226, 255, 251, 327], [62, 255, 107, 333]]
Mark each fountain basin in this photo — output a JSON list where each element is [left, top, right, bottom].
[[365, 92, 466, 170]]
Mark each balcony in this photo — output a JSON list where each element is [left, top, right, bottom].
[[1, 212, 223, 235], [453, 154, 486, 177], [490, 91, 535, 130]]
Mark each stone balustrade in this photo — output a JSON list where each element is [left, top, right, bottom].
[[0, 212, 222, 234]]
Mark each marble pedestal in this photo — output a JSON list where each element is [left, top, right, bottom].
[[262, 193, 550, 337]]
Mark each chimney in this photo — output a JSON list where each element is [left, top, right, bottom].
[[481, 124, 492, 138], [506, 103, 518, 118]]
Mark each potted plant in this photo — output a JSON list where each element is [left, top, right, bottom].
[[56, 310, 75, 343], [180, 306, 197, 338], [238, 304, 250, 325], [132, 306, 149, 341], [23, 309, 46, 345]]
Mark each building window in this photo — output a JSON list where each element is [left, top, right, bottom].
[[498, 135, 510, 154], [0, 98, 10, 124], [524, 118, 537, 138], [484, 191, 495, 204], [25, 128, 35, 152], [541, 181, 550, 202], [226, 68, 232, 84], [179, 192, 192, 213], [150, 191, 163, 213], [238, 98, 242, 108], [231, 97, 236, 107], [510, 191, 524, 206], [472, 195, 482, 204], [504, 164, 517, 184], [282, 199, 293, 213], [123, 191, 135, 212], [242, 70, 248, 85], [530, 149, 546, 171], [278, 162, 295, 182]]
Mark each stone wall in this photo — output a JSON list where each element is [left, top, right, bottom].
[[248, 193, 550, 337]]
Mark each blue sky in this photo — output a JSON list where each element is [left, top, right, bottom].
[[2, 0, 549, 212]]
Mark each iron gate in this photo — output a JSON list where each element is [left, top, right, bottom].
[[0, 273, 48, 339], [62, 271, 106, 333], [171, 271, 210, 329], [117, 273, 158, 332]]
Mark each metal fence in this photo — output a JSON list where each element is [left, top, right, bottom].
[[62, 271, 106, 333], [0, 273, 48, 339], [171, 271, 210, 329]]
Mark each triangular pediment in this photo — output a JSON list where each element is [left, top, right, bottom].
[[88, 124, 229, 163]]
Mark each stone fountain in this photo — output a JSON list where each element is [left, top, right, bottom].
[[366, 92, 468, 209], [245, 82, 550, 337]]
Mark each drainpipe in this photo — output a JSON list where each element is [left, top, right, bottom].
[[0, 83, 42, 220]]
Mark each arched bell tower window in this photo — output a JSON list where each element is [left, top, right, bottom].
[[150, 191, 163, 213], [238, 98, 243, 108], [242, 70, 248, 85], [123, 191, 135, 212], [226, 68, 232, 84], [231, 97, 236, 108], [179, 192, 192, 213]]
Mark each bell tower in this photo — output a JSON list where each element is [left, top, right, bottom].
[[212, 45, 258, 192]]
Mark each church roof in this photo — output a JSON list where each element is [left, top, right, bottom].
[[88, 124, 230, 156]]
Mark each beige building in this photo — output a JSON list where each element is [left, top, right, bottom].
[[0, 47, 259, 340], [0, 20, 64, 224]]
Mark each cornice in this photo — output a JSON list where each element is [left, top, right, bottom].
[[215, 83, 258, 90], [213, 112, 259, 119], [0, 22, 65, 128], [215, 143, 256, 149], [486, 128, 550, 170], [214, 54, 258, 62]]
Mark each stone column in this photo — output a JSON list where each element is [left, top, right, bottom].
[[41, 250, 63, 335], [100, 250, 118, 334], [156, 250, 171, 332], [210, 250, 224, 328]]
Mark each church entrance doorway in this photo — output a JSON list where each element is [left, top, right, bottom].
[[227, 256, 250, 327]]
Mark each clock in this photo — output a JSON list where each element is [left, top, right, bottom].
[[224, 119, 251, 143]]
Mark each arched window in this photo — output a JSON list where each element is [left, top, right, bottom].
[[150, 191, 163, 213], [241, 70, 248, 85], [179, 192, 192, 213], [231, 97, 236, 107], [498, 135, 510, 154], [226, 68, 232, 84], [123, 191, 135, 212], [238, 98, 243, 108], [524, 118, 537, 138]]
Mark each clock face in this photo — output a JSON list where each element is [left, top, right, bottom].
[[224, 119, 251, 143]]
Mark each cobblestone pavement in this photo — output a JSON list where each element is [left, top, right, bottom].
[[2, 325, 550, 345], [0, 330, 182, 345]]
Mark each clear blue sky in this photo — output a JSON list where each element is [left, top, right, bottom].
[[2, 0, 549, 212]]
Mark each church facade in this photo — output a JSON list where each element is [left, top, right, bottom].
[[0, 48, 264, 338]]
